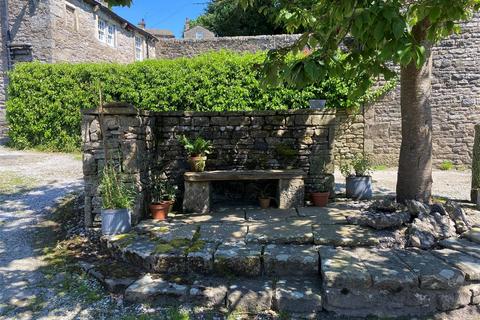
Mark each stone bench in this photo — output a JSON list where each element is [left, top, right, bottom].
[[183, 170, 305, 213]]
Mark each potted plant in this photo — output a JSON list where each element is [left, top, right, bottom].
[[150, 178, 177, 220], [99, 164, 136, 235], [310, 182, 330, 207], [341, 153, 373, 200], [256, 184, 273, 209], [179, 135, 213, 172]]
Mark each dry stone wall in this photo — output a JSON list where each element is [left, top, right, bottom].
[[82, 104, 337, 225], [155, 34, 301, 59]]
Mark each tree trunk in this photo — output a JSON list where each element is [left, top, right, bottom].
[[396, 26, 433, 203]]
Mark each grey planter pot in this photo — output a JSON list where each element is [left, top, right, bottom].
[[101, 209, 132, 235], [309, 99, 327, 109], [346, 176, 372, 200]]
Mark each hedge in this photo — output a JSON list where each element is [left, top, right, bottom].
[[6, 51, 370, 152]]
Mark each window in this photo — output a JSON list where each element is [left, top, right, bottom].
[[97, 18, 115, 47], [135, 36, 144, 61], [195, 32, 204, 40], [107, 24, 115, 46], [65, 3, 77, 31]]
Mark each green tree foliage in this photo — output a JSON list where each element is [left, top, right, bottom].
[[190, 0, 287, 36], [240, 0, 480, 202], [6, 51, 386, 152]]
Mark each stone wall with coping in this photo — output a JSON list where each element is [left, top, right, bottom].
[[155, 34, 301, 59], [82, 104, 337, 226]]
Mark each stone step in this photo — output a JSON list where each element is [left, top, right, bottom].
[[313, 224, 380, 247], [463, 227, 480, 244], [440, 237, 480, 260], [124, 274, 322, 318], [432, 248, 480, 281]]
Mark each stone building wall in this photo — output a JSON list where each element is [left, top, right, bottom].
[[0, 0, 157, 138], [364, 14, 480, 166], [156, 34, 300, 59], [50, 0, 156, 63], [82, 104, 337, 226]]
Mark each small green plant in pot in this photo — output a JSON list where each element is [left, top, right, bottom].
[[341, 153, 373, 200], [255, 184, 273, 209], [179, 135, 213, 172], [150, 176, 178, 220], [310, 181, 330, 207], [99, 164, 136, 235]]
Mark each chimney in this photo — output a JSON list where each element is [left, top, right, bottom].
[[138, 18, 146, 30], [184, 17, 190, 31]]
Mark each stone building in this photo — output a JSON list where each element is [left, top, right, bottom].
[[157, 14, 480, 167], [183, 18, 215, 40], [0, 0, 158, 139]]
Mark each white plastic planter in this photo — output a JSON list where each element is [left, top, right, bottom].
[[101, 209, 132, 235], [346, 176, 372, 200]]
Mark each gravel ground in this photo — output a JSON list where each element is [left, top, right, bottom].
[[335, 168, 471, 201], [0, 146, 83, 319]]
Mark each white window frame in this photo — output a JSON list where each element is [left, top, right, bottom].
[[97, 17, 116, 48], [135, 35, 144, 61]]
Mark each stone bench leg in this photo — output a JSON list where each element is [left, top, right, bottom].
[[183, 181, 211, 213], [278, 178, 305, 209]]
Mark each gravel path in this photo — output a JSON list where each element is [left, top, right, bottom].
[[335, 168, 471, 201], [0, 147, 83, 318]]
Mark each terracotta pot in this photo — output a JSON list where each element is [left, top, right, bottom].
[[188, 156, 207, 172], [259, 197, 271, 209], [149, 202, 171, 220], [311, 192, 330, 207]]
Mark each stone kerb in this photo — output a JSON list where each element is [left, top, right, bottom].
[[82, 105, 337, 223]]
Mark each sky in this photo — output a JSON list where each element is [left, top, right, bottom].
[[113, 0, 209, 38]]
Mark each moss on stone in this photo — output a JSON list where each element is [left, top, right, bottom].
[[154, 238, 190, 254], [152, 226, 170, 233], [110, 232, 137, 248]]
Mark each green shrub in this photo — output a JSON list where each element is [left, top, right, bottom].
[[6, 51, 387, 152], [439, 160, 454, 171]]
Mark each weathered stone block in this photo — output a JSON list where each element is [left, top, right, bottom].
[[183, 181, 210, 213], [263, 244, 319, 276], [274, 278, 322, 318], [227, 280, 273, 313], [125, 274, 188, 304], [214, 242, 262, 277]]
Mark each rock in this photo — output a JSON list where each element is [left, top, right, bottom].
[[188, 279, 228, 307], [445, 200, 471, 234], [431, 203, 448, 215], [408, 212, 456, 249], [436, 287, 472, 311], [124, 274, 188, 304], [246, 208, 298, 221], [405, 200, 430, 217], [263, 244, 319, 276], [186, 242, 217, 274], [198, 223, 247, 243], [369, 198, 400, 213], [274, 278, 322, 318], [463, 227, 480, 245], [347, 211, 411, 230], [227, 280, 273, 313]]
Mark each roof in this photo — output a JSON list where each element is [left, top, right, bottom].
[[82, 0, 158, 41], [147, 29, 175, 39]]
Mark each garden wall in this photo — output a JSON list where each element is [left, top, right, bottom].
[[156, 34, 300, 59], [82, 104, 337, 226]]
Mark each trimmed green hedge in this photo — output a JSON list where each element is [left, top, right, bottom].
[[6, 51, 366, 152]]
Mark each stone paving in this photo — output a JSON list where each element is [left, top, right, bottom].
[[102, 205, 480, 318]]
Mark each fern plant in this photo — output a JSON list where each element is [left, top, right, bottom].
[[178, 135, 213, 157], [100, 164, 136, 210]]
